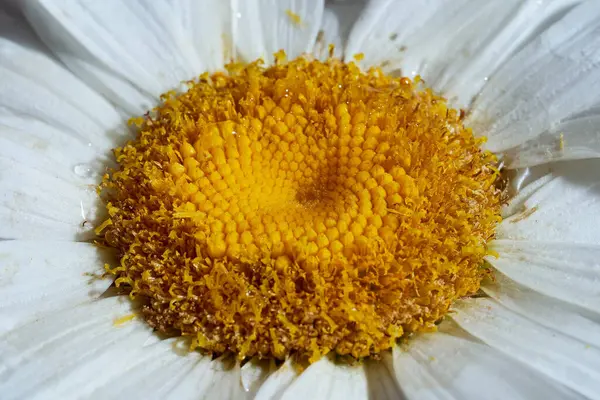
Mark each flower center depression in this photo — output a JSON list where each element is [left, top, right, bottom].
[[98, 53, 502, 363]]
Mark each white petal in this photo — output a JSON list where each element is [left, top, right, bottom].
[[326, 0, 366, 49], [487, 240, 600, 314], [254, 358, 299, 400], [498, 159, 600, 244], [0, 296, 154, 400], [21, 0, 212, 115], [232, 0, 325, 63], [181, 355, 245, 400], [88, 338, 204, 399], [170, 0, 232, 72], [313, 8, 342, 60], [452, 298, 600, 400], [0, 125, 106, 185], [0, 240, 114, 335], [468, 1, 600, 153], [501, 173, 554, 218], [345, 0, 578, 107], [363, 359, 403, 400], [483, 271, 600, 348], [90, 350, 245, 400], [386, 324, 578, 399], [0, 13, 129, 240], [0, 12, 126, 150], [0, 156, 103, 240], [279, 357, 368, 400], [503, 113, 600, 168], [241, 358, 275, 396]]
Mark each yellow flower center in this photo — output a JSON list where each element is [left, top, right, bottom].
[[99, 53, 501, 363]]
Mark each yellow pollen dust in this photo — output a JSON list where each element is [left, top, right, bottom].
[[285, 9, 303, 26], [99, 52, 501, 363]]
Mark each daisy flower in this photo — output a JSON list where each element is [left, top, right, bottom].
[[1, 0, 600, 399]]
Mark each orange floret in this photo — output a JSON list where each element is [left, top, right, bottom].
[[99, 54, 501, 363]]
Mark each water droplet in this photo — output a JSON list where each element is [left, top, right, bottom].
[[236, 12, 242, 19], [87, 142, 93, 147], [73, 163, 95, 178]]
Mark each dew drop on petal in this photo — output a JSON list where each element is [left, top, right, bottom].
[[73, 163, 95, 178]]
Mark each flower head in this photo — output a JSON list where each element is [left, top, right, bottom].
[[100, 56, 500, 362]]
